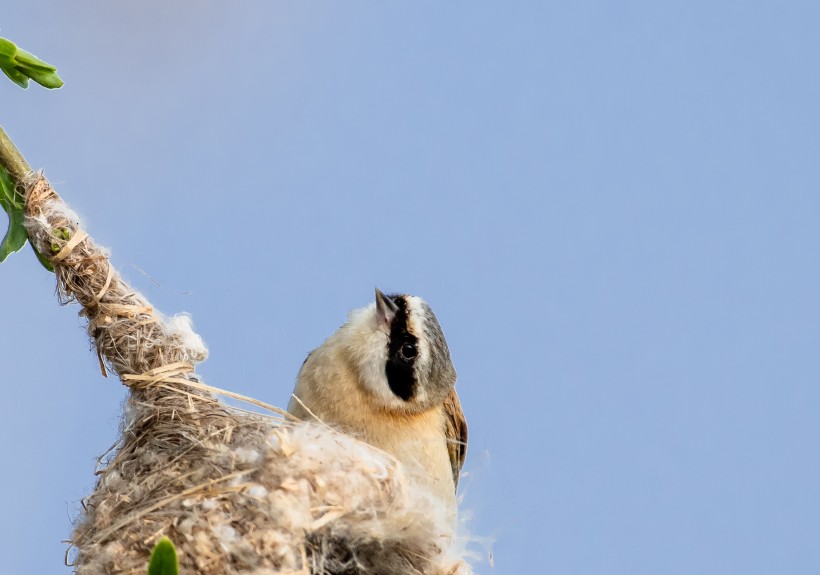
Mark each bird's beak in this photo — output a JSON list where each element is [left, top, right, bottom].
[[375, 287, 398, 328]]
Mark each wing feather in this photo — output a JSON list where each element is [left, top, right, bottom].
[[443, 387, 468, 489]]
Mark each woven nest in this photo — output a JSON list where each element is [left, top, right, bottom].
[[22, 175, 474, 575]]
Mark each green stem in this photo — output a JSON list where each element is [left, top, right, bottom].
[[0, 126, 33, 185]]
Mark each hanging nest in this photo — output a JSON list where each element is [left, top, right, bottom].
[[22, 174, 474, 575]]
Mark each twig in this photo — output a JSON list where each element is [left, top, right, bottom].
[[0, 126, 33, 185]]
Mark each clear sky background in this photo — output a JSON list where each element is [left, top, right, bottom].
[[2, 2, 819, 573]]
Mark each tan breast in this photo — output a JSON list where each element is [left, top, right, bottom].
[[289, 349, 456, 510]]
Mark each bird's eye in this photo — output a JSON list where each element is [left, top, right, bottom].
[[400, 343, 417, 360]]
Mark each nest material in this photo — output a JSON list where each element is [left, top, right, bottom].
[[23, 175, 473, 575]]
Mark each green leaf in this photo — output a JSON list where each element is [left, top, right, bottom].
[[15, 49, 63, 88], [0, 37, 62, 89], [0, 204, 28, 262], [1, 66, 29, 89], [0, 168, 24, 210], [14, 48, 58, 72], [0, 168, 27, 261], [24, 67, 63, 89], [147, 537, 179, 575], [0, 38, 16, 57]]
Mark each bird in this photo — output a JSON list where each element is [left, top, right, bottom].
[[288, 288, 467, 510]]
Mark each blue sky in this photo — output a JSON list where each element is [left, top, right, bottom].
[[2, 2, 820, 573]]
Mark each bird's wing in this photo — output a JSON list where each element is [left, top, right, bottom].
[[443, 387, 468, 489]]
